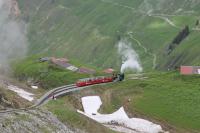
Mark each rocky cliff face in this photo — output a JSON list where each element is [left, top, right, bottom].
[[10, 0, 21, 17], [0, 109, 77, 133]]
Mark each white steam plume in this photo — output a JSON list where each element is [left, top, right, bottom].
[[0, 0, 27, 73], [118, 39, 143, 73]]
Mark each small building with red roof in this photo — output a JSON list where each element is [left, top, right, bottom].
[[103, 68, 115, 74], [180, 66, 200, 75]]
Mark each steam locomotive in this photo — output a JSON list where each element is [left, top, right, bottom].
[[76, 73, 124, 87]]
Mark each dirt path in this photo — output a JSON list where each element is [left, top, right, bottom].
[[101, 0, 135, 10], [127, 32, 148, 53], [100, 0, 198, 31], [149, 15, 181, 29], [192, 27, 200, 31], [101, 0, 180, 28], [127, 32, 157, 69]]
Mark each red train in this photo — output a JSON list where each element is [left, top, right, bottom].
[[76, 73, 124, 87]]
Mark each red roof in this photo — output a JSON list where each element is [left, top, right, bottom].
[[50, 57, 71, 68], [78, 67, 96, 74], [103, 68, 115, 74], [180, 66, 193, 75]]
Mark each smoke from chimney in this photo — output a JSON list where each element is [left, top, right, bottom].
[[118, 39, 143, 73]]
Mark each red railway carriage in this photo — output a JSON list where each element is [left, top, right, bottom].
[[76, 76, 113, 87]]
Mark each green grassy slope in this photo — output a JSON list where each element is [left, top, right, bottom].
[[133, 73, 200, 131], [13, 1, 200, 132], [46, 96, 116, 133], [18, 0, 200, 70], [55, 72, 200, 132], [13, 55, 92, 89]]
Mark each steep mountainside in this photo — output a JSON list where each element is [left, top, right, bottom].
[[18, 0, 200, 71]]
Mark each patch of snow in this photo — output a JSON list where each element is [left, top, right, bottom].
[[78, 96, 166, 133], [175, 8, 182, 13], [81, 96, 102, 114], [7, 85, 34, 101], [78, 107, 129, 123], [66, 66, 78, 72], [31, 85, 38, 89]]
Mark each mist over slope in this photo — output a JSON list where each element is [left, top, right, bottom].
[[17, 0, 200, 70], [0, 0, 27, 72]]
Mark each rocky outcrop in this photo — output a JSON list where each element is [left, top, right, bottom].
[[9, 0, 20, 17], [0, 95, 13, 108], [0, 109, 76, 133]]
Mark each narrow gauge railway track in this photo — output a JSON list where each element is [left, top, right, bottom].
[[35, 84, 76, 107], [0, 74, 125, 113], [0, 81, 115, 114], [0, 84, 76, 113]]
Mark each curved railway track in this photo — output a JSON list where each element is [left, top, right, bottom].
[[34, 84, 76, 107], [0, 82, 113, 113], [0, 84, 76, 113]]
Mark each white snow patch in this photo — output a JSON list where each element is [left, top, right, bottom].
[[78, 96, 166, 133], [7, 85, 34, 101], [175, 8, 182, 13], [66, 66, 78, 72], [31, 85, 38, 89]]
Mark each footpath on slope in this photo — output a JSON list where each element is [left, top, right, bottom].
[[100, 0, 199, 31], [127, 32, 157, 69]]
